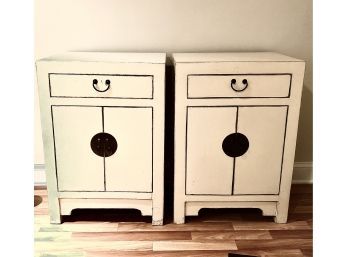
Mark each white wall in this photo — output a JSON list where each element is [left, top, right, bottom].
[[35, 0, 312, 165]]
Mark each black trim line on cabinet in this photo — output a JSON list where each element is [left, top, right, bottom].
[[151, 107, 154, 193], [184, 105, 289, 196], [186, 73, 292, 99], [51, 105, 154, 193], [277, 106, 289, 194], [102, 107, 106, 191], [231, 107, 239, 195], [175, 61, 304, 64], [48, 73, 154, 99], [151, 76, 154, 100], [184, 107, 188, 195], [51, 104, 153, 108], [50, 106, 59, 191], [58, 191, 154, 193], [187, 105, 289, 108]]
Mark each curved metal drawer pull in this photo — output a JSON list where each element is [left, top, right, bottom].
[[92, 79, 110, 92], [231, 79, 248, 92]]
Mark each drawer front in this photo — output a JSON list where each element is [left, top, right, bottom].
[[187, 74, 291, 98], [49, 73, 153, 99]]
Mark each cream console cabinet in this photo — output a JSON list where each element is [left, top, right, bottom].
[[36, 52, 166, 225], [173, 52, 305, 224]]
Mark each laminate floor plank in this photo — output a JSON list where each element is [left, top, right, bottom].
[[232, 221, 311, 231], [35, 231, 72, 242], [35, 251, 85, 257], [34, 184, 313, 256], [191, 231, 272, 240], [35, 240, 153, 252], [232, 249, 304, 257], [72, 231, 192, 241], [118, 222, 235, 232], [85, 250, 230, 257], [235, 239, 312, 250], [269, 230, 312, 239], [153, 240, 238, 251], [38, 222, 119, 232], [301, 249, 313, 257]]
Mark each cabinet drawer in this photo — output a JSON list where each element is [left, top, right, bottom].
[[187, 74, 291, 98], [49, 73, 153, 99]]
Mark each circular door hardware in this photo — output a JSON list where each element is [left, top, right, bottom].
[[90, 132, 118, 157], [222, 132, 249, 158], [231, 78, 249, 92], [92, 79, 110, 93]]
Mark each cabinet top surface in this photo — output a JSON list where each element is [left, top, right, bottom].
[[37, 52, 167, 64], [172, 52, 303, 63]]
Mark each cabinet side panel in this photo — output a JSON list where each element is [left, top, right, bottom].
[[186, 107, 237, 195], [234, 106, 287, 194], [36, 62, 61, 223], [52, 106, 104, 191], [104, 107, 152, 192]]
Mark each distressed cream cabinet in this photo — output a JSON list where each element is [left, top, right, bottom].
[[37, 52, 166, 225], [173, 52, 305, 224]]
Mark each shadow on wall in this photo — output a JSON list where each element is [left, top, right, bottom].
[[296, 85, 313, 161], [164, 63, 175, 219]]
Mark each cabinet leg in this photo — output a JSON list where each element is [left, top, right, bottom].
[[152, 217, 163, 226], [274, 212, 288, 223], [274, 201, 289, 224], [174, 201, 185, 224], [152, 204, 164, 226], [50, 214, 62, 224], [48, 198, 62, 224]]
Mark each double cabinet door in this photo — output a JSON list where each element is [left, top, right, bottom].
[[52, 106, 153, 192], [186, 106, 288, 195]]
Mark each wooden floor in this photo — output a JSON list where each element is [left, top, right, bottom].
[[34, 185, 312, 257]]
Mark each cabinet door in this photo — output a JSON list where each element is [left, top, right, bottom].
[[52, 106, 104, 191], [104, 107, 152, 192], [233, 106, 287, 194], [186, 107, 237, 195]]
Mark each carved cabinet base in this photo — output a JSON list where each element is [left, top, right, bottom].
[[173, 52, 305, 224], [37, 52, 166, 225]]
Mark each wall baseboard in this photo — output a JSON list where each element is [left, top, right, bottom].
[[292, 162, 313, 184], [34, 162, 313, 186], [34, 164, 46, 186]]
